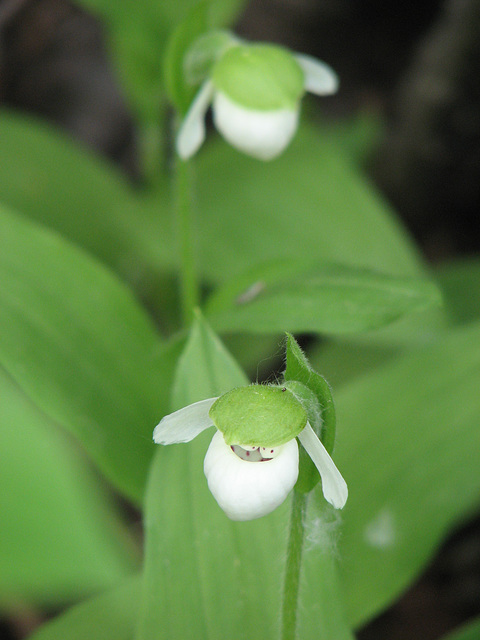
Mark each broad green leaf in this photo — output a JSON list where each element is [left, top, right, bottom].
[[0, 204, 166, 503], [137, 316, 354, 640], [316, 110, 383, 165], [196, 121, 425, 282], [0, 110, 434, 337], [0, 110, 173, 280], [441, 617, 480, 640], [170, 311, 248, 409], [28, 575, 141, 640], [437, 257, 480, 326], [0, 111, 187, 326], [0, 367, 137, 609], [206, 260, 441, 335], [332, 321, 480, 627], [308, 338, 401, 389]]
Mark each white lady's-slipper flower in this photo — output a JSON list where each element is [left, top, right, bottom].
[[153, 385, 347, 521], [177, 43, 338, 161]]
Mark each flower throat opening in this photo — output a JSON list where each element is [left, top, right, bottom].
[[230, 444, 282, 462]]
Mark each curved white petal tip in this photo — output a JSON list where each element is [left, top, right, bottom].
[[298, 423, 348, 509], [295, 54, 339, 96], [153, 397, 218, 445], [176, 81, 215, 160], [204, 431, 299, 520], [213, 92, 299, 161]]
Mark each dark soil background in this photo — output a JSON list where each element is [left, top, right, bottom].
[[1, 0, 479, 638]]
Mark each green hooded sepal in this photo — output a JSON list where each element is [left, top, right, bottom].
[[209, 384, 307, 446], [212, 44, 305, 111]]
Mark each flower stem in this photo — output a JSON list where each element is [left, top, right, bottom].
[[281, 490, 308, 640], [175, 154, 199, 326]]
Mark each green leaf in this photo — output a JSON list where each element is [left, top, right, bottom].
[[206, 260, 441, 335], [441, 617, 480, 640], [164, 1, 210, 115], [210, 384, 307, 446], [0, 204, 167, 503], [164, 6, 240, 116], [316, 110, 383, 166], [197, 120, 446, 342], [0, 367, 137, 609], [27, 575, 140, 640], [196, 121, 425, 282], [0, 110, 173, 281], [437, 257, 480, 326], [333, 321, 480, 627], [170, 310, 248, 409], [308, 338, 401, 390], [138, 317, 354, 639], [183, 29, 235, 87], [0, 111, 186, 325], [0, 111, 437, 340]]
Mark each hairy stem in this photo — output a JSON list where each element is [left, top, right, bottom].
[[281, 490, 308, 640]]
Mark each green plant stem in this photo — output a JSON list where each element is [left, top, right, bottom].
[[175, 154, 199, 326], [281, 489, 308, 640]]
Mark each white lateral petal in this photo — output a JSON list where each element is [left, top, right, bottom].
[[298, 423, 348, 509], [153, 397, 218, 444], [176, 80, 215, 159], [295, 54, 339, 96], [204, 431, 299, 520]]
